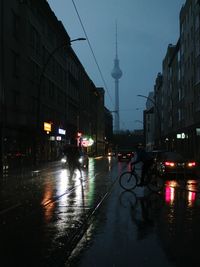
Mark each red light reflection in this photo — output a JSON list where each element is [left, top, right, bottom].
[[165, 185, 175, 204]]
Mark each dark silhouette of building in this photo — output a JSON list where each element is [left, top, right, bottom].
[[0, 0, 107, 171]]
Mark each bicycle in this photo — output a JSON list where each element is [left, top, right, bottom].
[[119, 163, 164, 192]]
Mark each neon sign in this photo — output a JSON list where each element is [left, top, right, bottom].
[[82, 137, 94, 147]]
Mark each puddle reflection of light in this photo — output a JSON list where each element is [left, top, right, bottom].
[[73, 172, 84, 207], [188, 191, 196, 206], [165, 181, 178, 204], [41, 182, 55, 223], [86, 158, 95, 206], [108, 156, 111, 162], [186, 179, 197, 191], [57, 169, 71, 204], [165, 186, 175, 204], [165, 180, 197, 207], [108, 156, 112, 171], [186, 180, 197, 206]]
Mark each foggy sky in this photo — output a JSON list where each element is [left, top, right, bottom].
[[47, 0, 186, 131]]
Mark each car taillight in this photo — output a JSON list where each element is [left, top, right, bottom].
[[187, 162, 196, 167], [127, 153, 131, 156], [164, 161, 175, 167]]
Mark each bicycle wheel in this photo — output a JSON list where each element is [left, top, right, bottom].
[[147, 173, 164, 192], [119, 171, 138, 190]]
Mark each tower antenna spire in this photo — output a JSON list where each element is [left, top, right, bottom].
[[111, 21, 123, 133], [115, 20, 118, 59]]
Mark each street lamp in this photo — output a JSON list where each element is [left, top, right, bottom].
[[34, 37, 86, 164], [137, 94, 161, 146]]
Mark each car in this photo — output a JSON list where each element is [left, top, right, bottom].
[[155, 151, 198, 176], [61, 148, 89, 169], [117, 149, 134, 162]]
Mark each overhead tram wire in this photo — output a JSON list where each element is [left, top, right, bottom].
[[71, 0, 114, 107], [71, 0, 131, 130]]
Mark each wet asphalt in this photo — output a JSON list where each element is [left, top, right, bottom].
[[1, 157, 200, 267], [66, 160, 200, 267]]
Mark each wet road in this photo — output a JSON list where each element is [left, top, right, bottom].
[[66, 161, 200, 267], [0, 156, 120, 267], [1, 157, 200, 267]]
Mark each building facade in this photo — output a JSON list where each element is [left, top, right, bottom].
[[146, 0, 200, 160], [0, 0, 106, 170]]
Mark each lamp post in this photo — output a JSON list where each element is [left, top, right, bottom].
[[137, 94, 161, 147], [34, 37, 86, 164]]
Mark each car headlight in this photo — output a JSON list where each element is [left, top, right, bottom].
[[61, 157, 67, 163], [79, 157, 83, 163]]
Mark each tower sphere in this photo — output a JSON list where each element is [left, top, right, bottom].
[[111, 59, 122, 79]]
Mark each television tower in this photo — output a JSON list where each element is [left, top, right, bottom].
[[111, 23, 122, 132]]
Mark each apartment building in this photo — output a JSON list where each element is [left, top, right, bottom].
[[0, 0, 106, 170], [179, 0, 200, 158], [150, 0, 200, 159]]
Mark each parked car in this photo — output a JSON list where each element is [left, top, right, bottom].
[[155, 151, 198, 176], [117, 149, 134, 162]]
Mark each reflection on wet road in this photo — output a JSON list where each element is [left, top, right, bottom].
[[1, 158, 200, 267], [0, 157, 119, 267], [66, 167, 200, 267]]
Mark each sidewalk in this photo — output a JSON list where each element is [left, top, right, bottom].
[[2, 160, 61, 178]]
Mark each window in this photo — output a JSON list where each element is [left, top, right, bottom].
[[13, 90, 20, 107], [12, 51, 19, 77], [195, 14, 199, 31], [30, 24, 41, 55], [12, 11, 20, 39]]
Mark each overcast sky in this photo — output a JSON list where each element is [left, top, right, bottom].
[[47, 0, 186, 131]]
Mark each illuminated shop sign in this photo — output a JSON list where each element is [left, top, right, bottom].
[[82, 136, 94, 147], [44, 122, 51, 133], [58, 128, 66, 135], [176, 133, 187, 139]]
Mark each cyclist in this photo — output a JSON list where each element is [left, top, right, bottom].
[[131, 144, 154, 186]]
